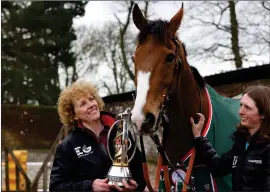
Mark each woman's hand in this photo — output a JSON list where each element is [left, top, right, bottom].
[[111, 179, 138, 191], [190, 113, 205, 138], [92, 178, 111, 192]]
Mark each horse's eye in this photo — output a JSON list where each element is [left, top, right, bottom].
[[166, 54, 175, 63]]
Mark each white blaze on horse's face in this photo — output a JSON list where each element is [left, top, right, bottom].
[[131, 3, 184, 134], [131, 71, 151, 133]]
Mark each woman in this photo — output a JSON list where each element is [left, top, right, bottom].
[[49, 80, 146, 191], [191, 85, 270, 191]]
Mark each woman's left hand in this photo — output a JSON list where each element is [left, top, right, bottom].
[[111, 179, 138, 191], [190, 113, 205, 137]]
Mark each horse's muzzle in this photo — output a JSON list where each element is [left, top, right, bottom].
[[141, 112, 156, 133]]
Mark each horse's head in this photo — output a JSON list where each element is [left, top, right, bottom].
[[131, 4, 187, 135]]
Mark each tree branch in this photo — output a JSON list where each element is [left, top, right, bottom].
[[262, 1, 270, 11]]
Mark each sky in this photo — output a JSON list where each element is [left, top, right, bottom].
[[72, 1, 237, 75], [73, 1, 182, 29], [63, 1, 269, 96]]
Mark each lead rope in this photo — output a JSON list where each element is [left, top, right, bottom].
[[139, 135, 155, 192], [150, 134, 195, 191]]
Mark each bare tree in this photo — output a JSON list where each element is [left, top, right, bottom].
[[73, 22, 133, 94], [72, 25, 103, 78], [181, 2, 243, 68], [73, 1, 154, 95], [179, 1, 269, 69], [114, 1, 135, 81], [238, 2, 270, 60], [262, 1, 270, 11], [228, 1, 242, 68], [112, 1, 153, 81]]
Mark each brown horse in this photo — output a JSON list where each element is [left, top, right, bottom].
[[130, 3, 209, 165], [130, 3, 241, 191]]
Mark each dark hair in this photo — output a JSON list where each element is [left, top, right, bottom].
[[138, 19, 169, 45], [239, 85, 270, 139]]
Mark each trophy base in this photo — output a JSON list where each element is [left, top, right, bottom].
[[107, 164, 132, 187]]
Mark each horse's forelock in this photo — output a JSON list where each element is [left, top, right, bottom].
[[138, 20, 169, 45]]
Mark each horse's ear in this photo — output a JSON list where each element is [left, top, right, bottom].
[[168, 3, 184, 34], [132, 3, 147, 31]]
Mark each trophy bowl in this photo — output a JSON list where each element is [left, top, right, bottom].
[[106, 118, 137, 187]]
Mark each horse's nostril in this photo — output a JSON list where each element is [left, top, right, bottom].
[[145, 113, 155, 127], [141, 113, 156, 133]]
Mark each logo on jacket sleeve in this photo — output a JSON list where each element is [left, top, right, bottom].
[[232, 156, 238, 168], [248, 159, 262, 164], [74, 145, 93, 158]]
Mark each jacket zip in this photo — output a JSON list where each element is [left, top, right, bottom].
[[98, 136, 109, 159]]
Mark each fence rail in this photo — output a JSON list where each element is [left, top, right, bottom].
[[3, 146, 31, 192], [2, 126, 67, 192], [31, 126, 66, 191]]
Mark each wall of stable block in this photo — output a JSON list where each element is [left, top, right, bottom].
[[2, 104, 62, 149], [2, 79, 269, 149]]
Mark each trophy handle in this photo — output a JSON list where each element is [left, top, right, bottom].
[[126, 119, 137, 163], [107, 122, 116, 162], [107, 119, 137, 163]]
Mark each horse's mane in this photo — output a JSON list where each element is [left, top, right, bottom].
[[138, 20, 169, 44], [190, 66, 205, 88]]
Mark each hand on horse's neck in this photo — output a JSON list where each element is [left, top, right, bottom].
[[83, 120, 104, 136]]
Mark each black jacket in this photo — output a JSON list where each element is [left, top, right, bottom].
[[49, 112, 146, 191], [194, 129, 270, 191]]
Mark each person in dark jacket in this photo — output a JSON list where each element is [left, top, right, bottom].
[[49, 80, 146, 191], [190, 85, 270, 191]]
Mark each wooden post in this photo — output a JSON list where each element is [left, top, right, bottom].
[[32, 126, 65, 191], [43, 164, 48, 192], [4, 146, 31, 191], [15, 165, 20, 192], [5, 147, 10, 191], [26, 178, 31, 192]]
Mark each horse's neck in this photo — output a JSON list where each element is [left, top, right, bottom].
[[175, 68, 208, 121], [164, 68, 209, 164]]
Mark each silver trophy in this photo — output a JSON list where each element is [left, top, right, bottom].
[[106, 109, 137, 187]]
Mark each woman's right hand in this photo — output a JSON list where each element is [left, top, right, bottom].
[[190, 113, 205, 138], [92, 178, 110, 192]]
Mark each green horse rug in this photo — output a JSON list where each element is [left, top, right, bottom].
[[168, 85, 240, 192]]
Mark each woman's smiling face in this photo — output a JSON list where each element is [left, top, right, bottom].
[[239, 93, 263, 130], [72, 94, 100, 123]]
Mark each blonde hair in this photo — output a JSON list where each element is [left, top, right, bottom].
[[57, 80, 105, 130]]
